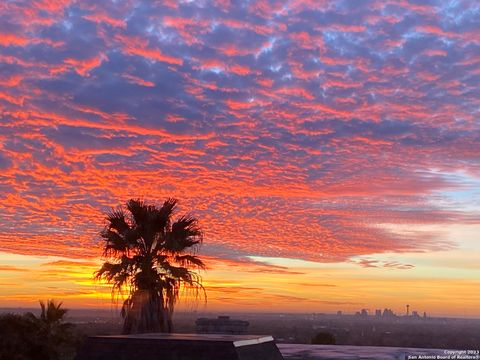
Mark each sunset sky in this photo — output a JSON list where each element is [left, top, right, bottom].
[[0, 0, 479, 317]]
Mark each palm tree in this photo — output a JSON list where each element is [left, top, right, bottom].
[[96, 198, 205, 334], [38, 300, 69, 325], [23, 300, 73, 360], [37, 300, 73, 358]]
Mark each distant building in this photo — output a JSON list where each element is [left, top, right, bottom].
[[354, 309, 368, 317], [375, 310, 382, 317], [337, 311, 342, 316], [195, 316, 249, 335], [382, 308, 396, 318]]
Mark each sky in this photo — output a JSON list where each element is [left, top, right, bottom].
[[0, 0, 479, 317]]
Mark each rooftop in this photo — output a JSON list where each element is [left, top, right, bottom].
[[94, 333, 272, 347], [279, 344, 451, 360]]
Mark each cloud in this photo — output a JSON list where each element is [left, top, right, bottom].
[[354, 258, 415, 270], [0, 265, 29, 272], [0, 0, 478, 268], [41, 260, 98, 268]]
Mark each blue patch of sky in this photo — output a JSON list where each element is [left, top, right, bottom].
[[255, 37, 276, 58], [429, 170, 480, 212]]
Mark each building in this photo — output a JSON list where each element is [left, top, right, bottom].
[[195, 316, 249, 335], [382, 308, 396, 318]]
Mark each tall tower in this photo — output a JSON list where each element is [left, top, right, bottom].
[[406, 304, 410, 316]]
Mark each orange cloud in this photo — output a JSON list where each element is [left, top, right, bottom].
[[64, 54, 107, 76], [116, 34, 183, 65]]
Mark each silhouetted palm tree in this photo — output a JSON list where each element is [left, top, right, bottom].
[[13, 300, 74, 360], [96, 198, 205, 334], [36, 300, 73, 358], [38, 300, 68, 324]]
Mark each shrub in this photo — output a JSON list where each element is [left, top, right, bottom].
[[311, 331, 336, 345]]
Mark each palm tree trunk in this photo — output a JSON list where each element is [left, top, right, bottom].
[[123, 289, 174, 334]]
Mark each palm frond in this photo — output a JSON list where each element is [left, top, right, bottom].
[[95, 261, 126, 282], [126, 198, 149, 226], [40, 300, 46, 321], [174, 254, 205, 269], [165, 215, 203, 253], [124, 228, 142, 246], [106, 209, 129, 233], [164, 264, 189, 279], [39, 300, 67, 323], [158, 198, 178, 225], [101, 229, 129, 255], [145, 198, 178, 237]]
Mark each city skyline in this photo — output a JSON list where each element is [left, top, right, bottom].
[[0, 0, 479, 317]]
